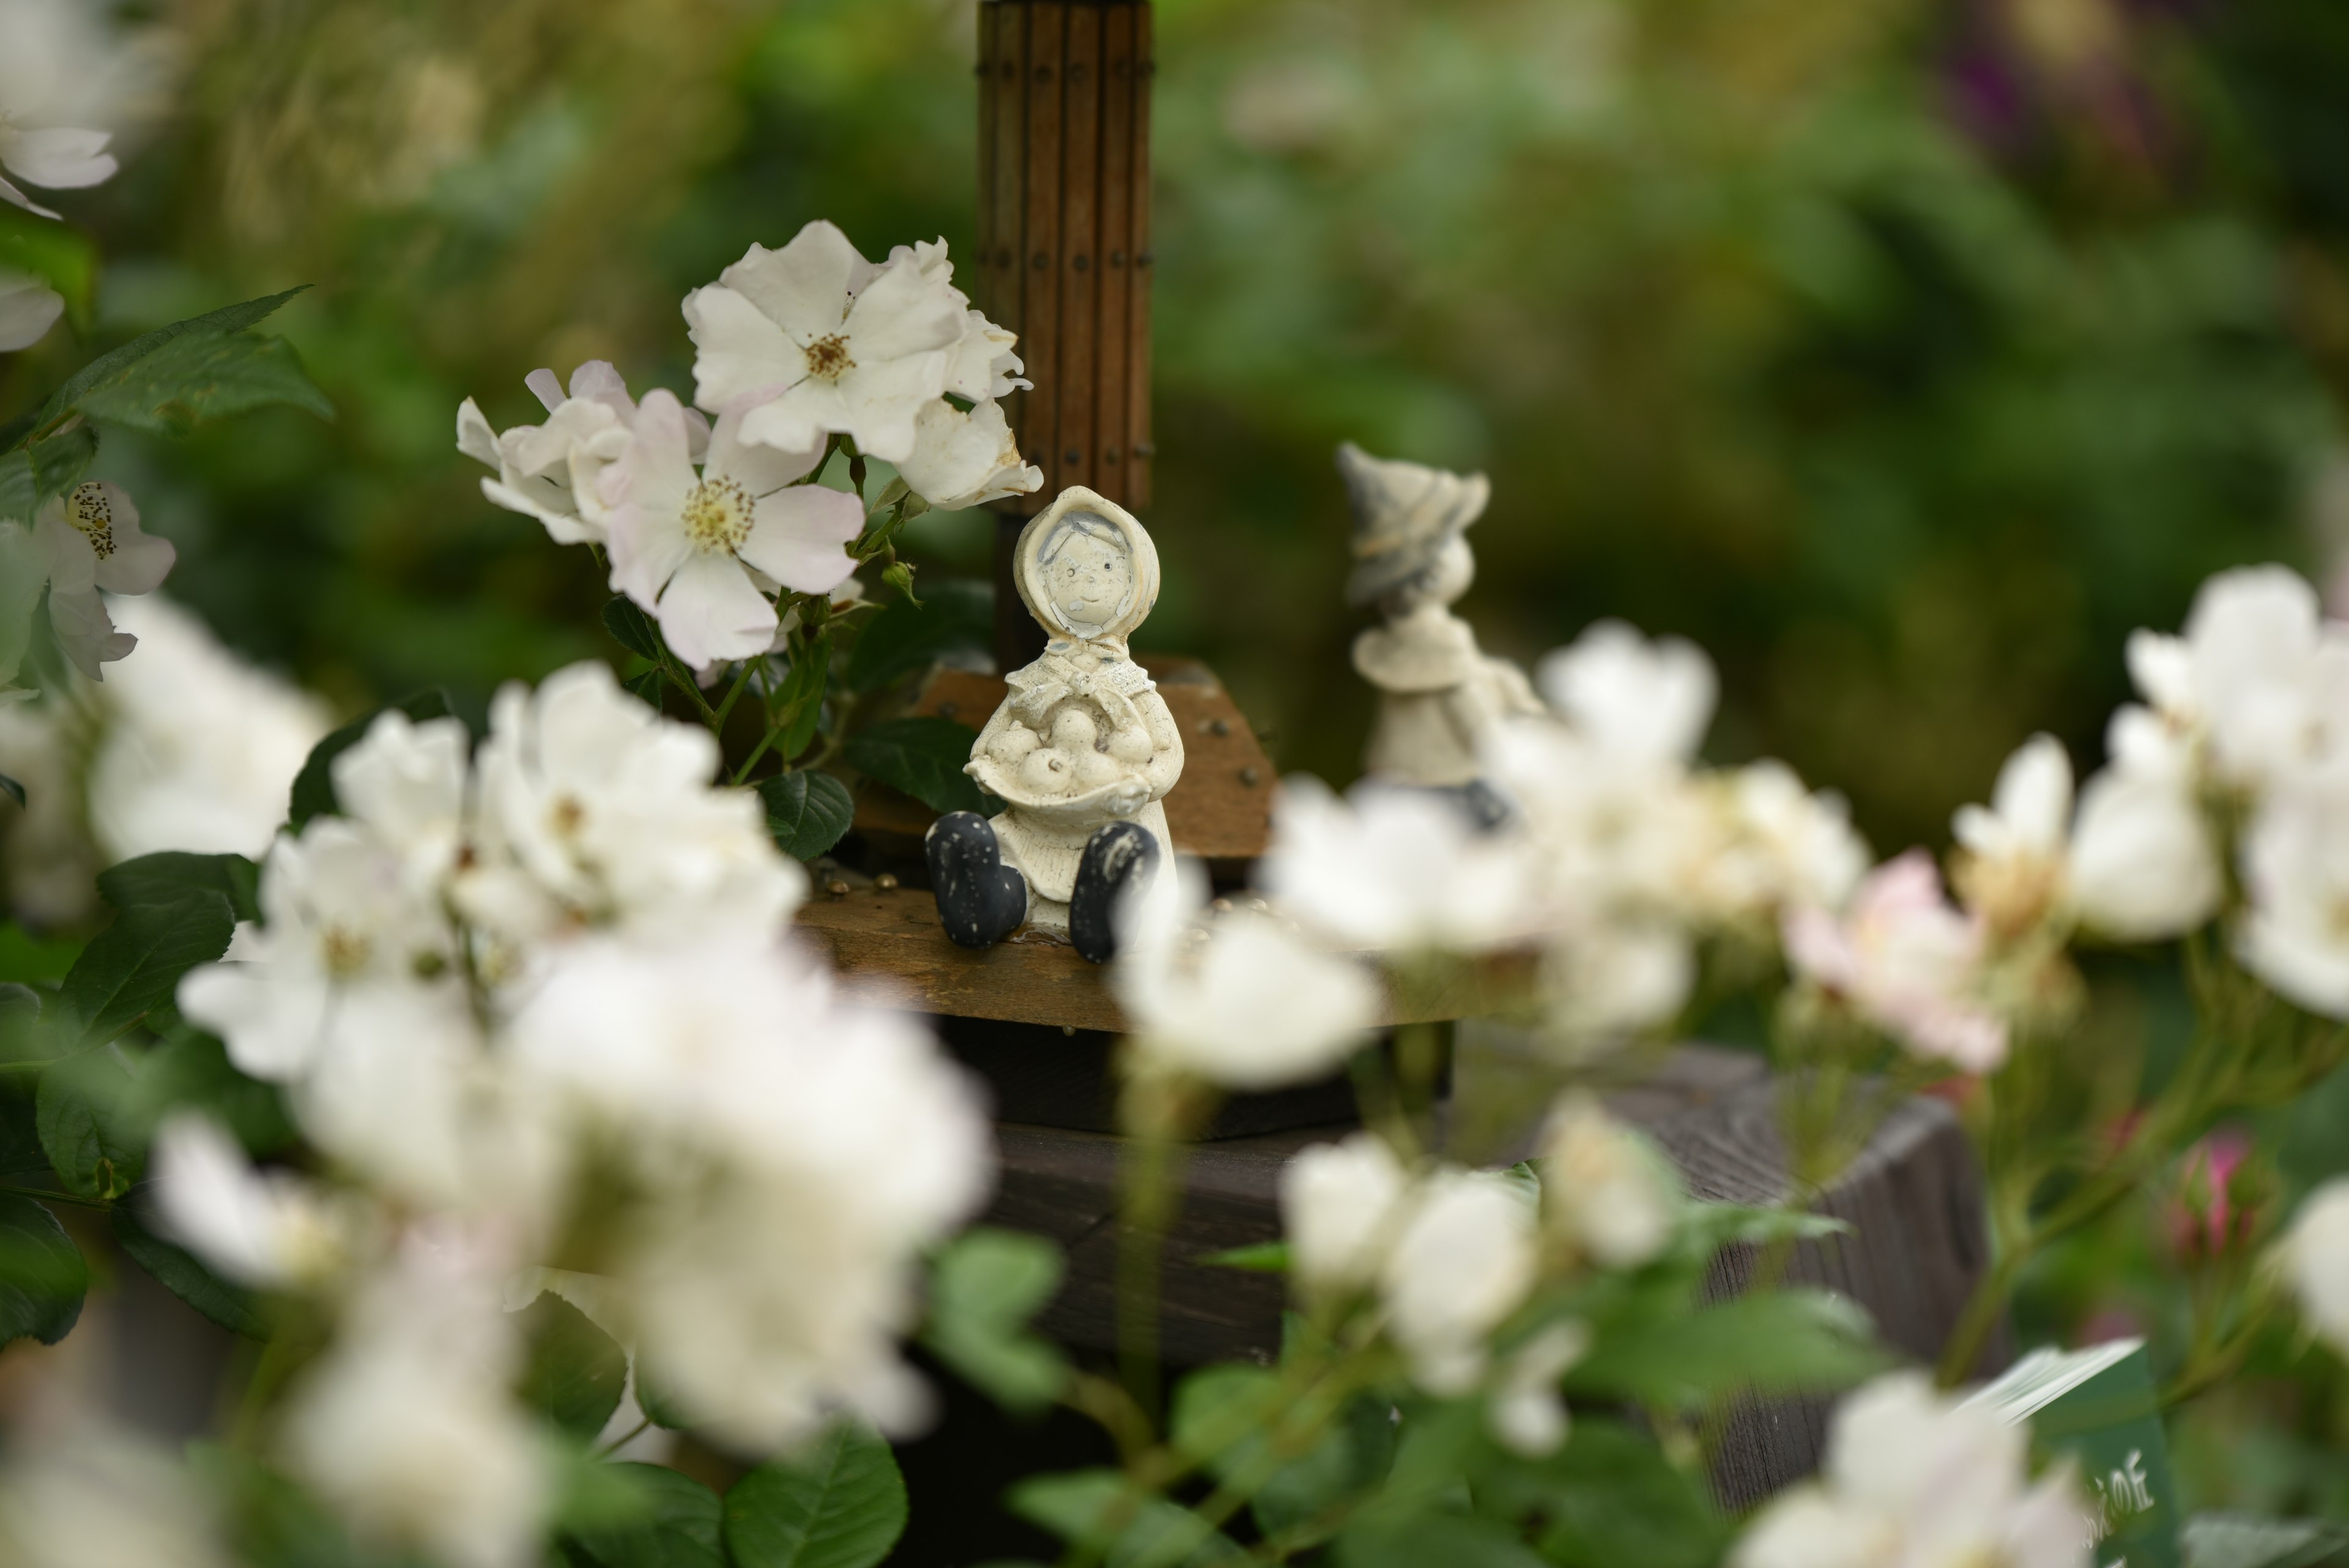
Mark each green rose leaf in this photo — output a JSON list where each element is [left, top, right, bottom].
[[73, 331, 333, 436], [921, 1228, 1067, 1414], [519, 1293, 629, 1441], [772, 634, 834, 765], [36, 1044, 142, 1198], [844, 579, 992, 693], [1567, 1288, 1889, 1410], [1473, 1417, 1727, 1568], [602, 596, 667, 663], [724, 1421, 908, 1568], [623, 668, 666, 711], [844, 717, 994, 817], [54, 891, 237, 1052], [288, 688, 457, 830], [1008, 1470, 1243, 1567], [0, 1192, 86, 1347], [1332, 1512, 1548, 1568], [757, 771, 855, 863], [564, 1463, 725, 1568], [0, 423, 99, 521], [35, 288, 316, 427], [98, 851, 263, 924], [132, 1027, 299, 1157], [113, 1205, 268, 1339]]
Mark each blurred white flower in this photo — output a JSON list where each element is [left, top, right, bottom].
[[2236, 778, 2349, 1019], [0, 696, 97, 927], [1951, 734, 2073, 939], [1538, 923, 1694, 1041], [1784, 851, 2008, 1072], [461, 661, 804, 946], [0, 0, 136, 218], [1488, 1319, 1590, 1458], [1537, 619, 1716, 767], [2283, 1178, 2349, 1359], [602, 391, 865, 667], [1539, 1094, 1676, 1270], [1707, 760, 1871, 918], [281, 1230, 550, 1568], [0, 266, 63, 351], [506, 934, 990, 1449], [152, 1115, 349, 1290], [896, 396, 1041, 511], [1279, 1130, 1409, 1299], [89, 595, 331, 861], [178, 816, 459, 1082], [455, 362, 648, 546], [1733, 1372, 2087, 1568], [684, 220, 969, 464], [1259, 775, 1534, 953], [0, 1419, 232, 1568], [330, 707, 469, 893], [2066, 768, 2219, 942], [2126, 565, 2349, 795], [1379, 1169, 1539, 1395], [34, 481, 174, 680], [1115, 868, 1379, 1091]]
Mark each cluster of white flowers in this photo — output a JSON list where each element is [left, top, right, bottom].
[[1733, 1373, 2087, 1568], [1259, 619, 1867, 1053], [459, 221, 1041, 667], [1278, 1095, 1675, 1457], [157, 662, 990, 1566], [0, 480, 177, 707]]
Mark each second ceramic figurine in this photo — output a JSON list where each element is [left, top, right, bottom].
[[926, 487, 1184, 962]]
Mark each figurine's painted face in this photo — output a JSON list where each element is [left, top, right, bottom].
[[1388, 533, 1474, 613], [1040, 518, 1134, 635]]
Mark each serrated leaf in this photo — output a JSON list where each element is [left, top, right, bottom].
[[724, 1422, 908, 1568], [1009, 1470, 1242, 1568], [98, 851, 262, 924], [55, 892, 236, 1051], [36, 1045, 141, 1198], [1567, 1288, 1888, 1410], [623, 668, 664, 710], [113, 1205, 267, 1339], [844, 717, 993, 817], [565, 1463, 725, 1568], [287, 688, 455, 829], [844, 579, 992, 693], [0, 423, 98, 521], [0, 1192, 86, 1347], [757, 771, 855, 862], [75, 331, 332, 436], [601, 597, 666, 663], [37, 288, 308, 426], [519, 1293, 629, 1441]]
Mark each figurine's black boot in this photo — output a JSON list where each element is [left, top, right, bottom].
[[926, 811, 1028, 949], [1069, 821, 1161, 965]]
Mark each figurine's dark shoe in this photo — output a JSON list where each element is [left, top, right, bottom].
[[926, 812, 1028, 949], [1070, 821, 1161, 965]]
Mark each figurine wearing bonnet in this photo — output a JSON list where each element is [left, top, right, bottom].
[[925, 487, 1183, 962], [1341, 442, 1540, 816]]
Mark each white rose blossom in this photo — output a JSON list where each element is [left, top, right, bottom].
[[456, 362, 654, 545], [1488, 1320, 1592, 1458], [33, 481, 175, 680], [683, 220, 971, 464], [2236, 775, 2349, 1019], [1539, 1094, 1677, 1271], [0, 1419, 234, 1568], [1536, 618, 1717, 768], [896, 395, 1042, 511], [1259, 774, 1535, 954], [1784, 850, 2008, 1073], [1379, 1168, 1540, 1395], [0, 0, 138, 220], [152, 1115, 353, 1290], [601, 390, 866, 667], [1733, 1372, 2088, 1568], [1114, 864, 1381, 1091], [0, 265, 63, 352], [506, 934, 990, 1449], [2284, 1178, 2349, 1359], [1278, 1130, 1411, 1299]]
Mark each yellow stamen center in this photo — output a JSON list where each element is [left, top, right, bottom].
[[804, 333, 854, 382], [681, 478, 753, 554], [67, 482, 116, 560]]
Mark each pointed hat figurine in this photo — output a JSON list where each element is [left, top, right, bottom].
[[924, 487, 1184, 962], [1339, 443, 1540, 805]]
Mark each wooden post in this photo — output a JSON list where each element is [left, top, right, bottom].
[[978, 0, 1154, 675]]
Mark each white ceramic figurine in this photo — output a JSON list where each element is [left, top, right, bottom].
[[925, 487, 1182, 962], [1340, 442, 1540, 820]]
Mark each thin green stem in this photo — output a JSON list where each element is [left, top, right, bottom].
[[0, 1183, 107, 1210]]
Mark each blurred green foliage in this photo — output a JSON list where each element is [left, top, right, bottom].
[[7, 0, 2349, 1523]]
